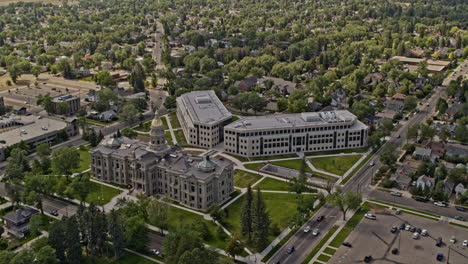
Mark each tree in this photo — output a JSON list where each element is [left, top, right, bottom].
[[147, 198, 169, 233], [57, 101, 70, 115], [29, 215, 46, 237], [240, 185, 253, 241], [48, 221, 67, 263], [95, 70, 115, 88], [35, 246, 59, 264], [40, 95, 53, 114], [380, 149, 397, 169], [252, 187, 270, 251], [404, 96, 417, 110], [277, 97, 288, 112], [65, 174, 91, 206], [119, 104, 140, 124], [31, 65, 42, 78], [289, 158, 308, 194], [129, 63, 146, 92], [51, 147, 80, 180], [121, 128, 138, 138], [436, 98, 448, 114], [225, 236, 244, 258], [64, 217, 82, 264], [124, 216, 148, 251], [327, 187, 362, 220], [108, 210, 125, 258], [164, 228, 217, 264], [407, 124, 419, 141]]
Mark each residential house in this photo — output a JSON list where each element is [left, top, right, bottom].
[[392, 93, 407, 102], [234, 76, 258, 92], [455, 183, 466, 196], [445, 144, 468, 159], [2, 207, 39, 238], [307, 98, 323, 112], [363, 72, 384, 87], [258, 77, 298, 97], [416, 175, 435, 191], [431, 121, 458, 138], [376, 109, 397, 121], [443, 104, 462, 121], [391, 163, 416, 189], [443, 178, 455, 195], [423, 141, 446, 158], [330, 87, 347, 108], [98, 110, 118, 122], [383, 99, 404, 112], [413, 147, 432, 160]]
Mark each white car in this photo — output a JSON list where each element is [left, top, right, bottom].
[[390, 192, 402, 197], [450, 236, 457, 243], [463, 240, 468, 247], [434, 201, 447, 207], [369, 161, 375, 166], [421, 229, 428, 236], [412, 232, 420, 239], [364, 213, 376, 220], [304, 226, 311, 233], [312, 229, 320, 236], [405, 225, 411, 231]]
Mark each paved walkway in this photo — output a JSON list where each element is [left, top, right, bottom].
[[164, 114, 178, 144], [304, 159, 340, 178], [14, 231, 49, 253]]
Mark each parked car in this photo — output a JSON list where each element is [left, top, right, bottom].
[[364, 255, 372, 263], [342, 242, 352, 247], [286, 246, 295, 254], [436, 253, 444, 261], [399, 223, 406, 230], [391, 226, 397, 233], [412, 232, 420, 239], [409, 226, 416, 232], [405, 225, 411, 231], [436, 237, 443, 247], [416, 228, 422, 234], [390, 192, 402, 197], [369, 161, 375, 166], [395, 209, 401, 215], [421, 229, 428, 236], [455, 206, 466, 212], [434, 201, 447, 207], [316, 215, 325, 222], [364, 213, 376, 220], [304, 226, 311, 233], [450, 236, 457, 243], [414, 197, 428, 203], [463, 240, 468, 247], [454, 215, 465, 221], [312, 229, 320, 236], [50, 210, 59, 216], [391, 248, 398, 255]]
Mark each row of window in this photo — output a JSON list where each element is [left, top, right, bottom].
[[225, 124, 354, 137]]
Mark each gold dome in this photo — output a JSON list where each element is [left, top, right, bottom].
[[151, 117, 163, 128]]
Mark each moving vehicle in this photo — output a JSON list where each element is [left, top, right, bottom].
[[369, 161, 375, 166], [286, 246, 295, 254], [364, 213, 376, 220], [312, 229, 320, 236], [434, 201, 447, 207], [304, 226, 311, 233], [390, 192, 402, 197]]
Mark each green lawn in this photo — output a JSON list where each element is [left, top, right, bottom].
[[134, 120, 152, 132], [308, 155, 362, 176], [323, 247, 336, 255], [156, 205, 227, 250], [82, 252, 154, 264], [161, 116, 169, 130], [234, 170, 262, 188], [223, 192, 311, 251], [244, 162, 265, 170], [317, 254, 331, 262], [174, 130, 188, 146], [305, 147, 368, 156], [270, 159, 313, 173], [84, 181, 122, 205], [256, 177, 290, 192], [168, 112, 180, 128], [165, 131, 173, 145], [85, 118, 114, 127], [341, 153, 372, 184], [75, 145, 91, 173]]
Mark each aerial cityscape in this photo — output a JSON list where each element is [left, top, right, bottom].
[[0, 0, 467, 264]]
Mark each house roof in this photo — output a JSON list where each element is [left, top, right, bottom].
[[2, 207, 39, 224], [413, 147, 432, 157]]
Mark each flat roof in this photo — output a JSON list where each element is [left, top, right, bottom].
[[226, 110, 367, 131], [177, 90, 232, 124], [392, 56, 425, 63], [0, 115, 68, 147]]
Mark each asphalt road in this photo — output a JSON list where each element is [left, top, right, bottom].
[[147, 231, 165, 253], [268, 79, 451, 264]]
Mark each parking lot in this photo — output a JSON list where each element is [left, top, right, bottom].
[[329, 209, 468, 263]]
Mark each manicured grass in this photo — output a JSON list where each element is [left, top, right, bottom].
[[85, 181, 122, 205], [450, 222, 468, 229], [244, 162, 265, 170], [174, 130, 188, 146], [317, 254, 331, 262], [323, 247, 336, 255], [223, 192, 311, 250], [341, 153, 372, 184], [85, 118, 114, 127], [256, 177, 290, 192], [168, 112, 180, 128], [82, 252, 154, 264], [234, 170, 262, 188], [270, 159, 313, 173], [75, 145, 91, 173], [161, 115, 169, 130], [134, 120, 152, 132], [161, 205, 226, 250], [305, 147, 368, 156], [309, 155, 362, 176], [301, 225, 339, 264], [329, 205, 369, 248], [165, 131, 173, 145]]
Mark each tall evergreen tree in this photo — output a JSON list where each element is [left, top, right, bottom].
[[65, 216, 82, 264], [240, 185, 253, 241], [252, 187, 270, 251], [108, 210, 125, 258], [129, 63, 146, 92], [48, 220, 67, 263]]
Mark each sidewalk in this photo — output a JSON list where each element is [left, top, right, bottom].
[[164, 114, 178, 144]]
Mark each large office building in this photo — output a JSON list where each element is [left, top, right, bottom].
[[51, 94, 80, 116], [90, 112, 234, 211], [176, 90, 232, 148], [224, 110, 368, 157], [0, 114, 78, 161]]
